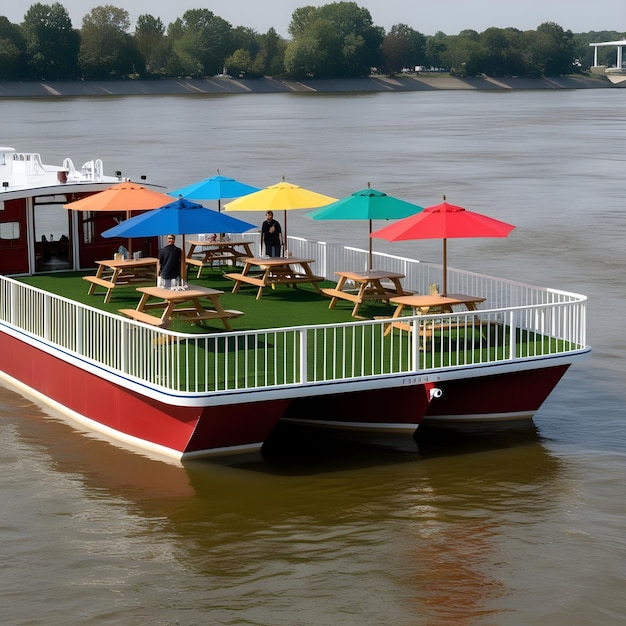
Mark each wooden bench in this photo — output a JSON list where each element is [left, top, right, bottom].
[[83, 275, 115, 289], [321, 287, 397, 304], [383, 318, 500, 339], [83, 275, 117, 303], [83, 274, 156, 303], [186, 256, 240, 278], [172, 309, 244, 323], [118, 308, 168, 327], [169, 306, 242, 317], [267, 274, 324, 287], [224, 272, 265, 288]]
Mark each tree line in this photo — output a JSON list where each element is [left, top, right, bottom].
[[1, 2, 624, 81]]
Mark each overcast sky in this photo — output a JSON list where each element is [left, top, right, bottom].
[[3, 1, 625, 37]]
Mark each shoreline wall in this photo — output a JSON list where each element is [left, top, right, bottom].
[[0, 75, 613, 98]]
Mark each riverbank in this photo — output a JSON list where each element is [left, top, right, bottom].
[[0, 74, 612, 98]]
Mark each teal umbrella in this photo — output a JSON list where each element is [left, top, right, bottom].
[[307, 183, 423, 270]]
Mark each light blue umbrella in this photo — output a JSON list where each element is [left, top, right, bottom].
[[169, 173, 260, 212]]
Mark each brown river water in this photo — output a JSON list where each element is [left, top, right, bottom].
[[1, 89, 625, 625]]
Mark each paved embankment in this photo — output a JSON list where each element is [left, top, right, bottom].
[[0, 75, 612, 98]]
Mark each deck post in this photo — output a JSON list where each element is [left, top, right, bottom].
[[299, 328, 308, 383]]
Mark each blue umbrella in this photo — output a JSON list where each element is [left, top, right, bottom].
[[102, 198, 256, 279], [101, 198, 256, 239], [169, 174, 260, 212]]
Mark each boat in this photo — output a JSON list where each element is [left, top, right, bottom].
[[589, 39, 626, 86], [0, 147, 591, 462]]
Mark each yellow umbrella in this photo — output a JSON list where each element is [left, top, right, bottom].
[[224, 178, 336, 251]]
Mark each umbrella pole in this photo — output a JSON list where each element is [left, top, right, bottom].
[[442, 238, 447, 296], [126, 210, 133, 256], [369, 219, 373, 271], [284, 210, 287, 256], [181, 234, 187, 281]]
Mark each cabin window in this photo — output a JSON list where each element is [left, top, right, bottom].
[[0, 221, 20, 240], [83, 211, 95, 243]]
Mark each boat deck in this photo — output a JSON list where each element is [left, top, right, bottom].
[[12, 261, 586, 396], [19, 269, 390, 333]]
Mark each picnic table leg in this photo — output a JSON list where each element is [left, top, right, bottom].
[[327, 275, 348, 310], [87, 264, 105, 296], [231, 262, 249, 294], [207, 295, 234, 331], [255, 268, 270, 300], [351, 281, 371, 317], [302, 262, 321, 293], [390, 277, 406, 295], [104, 268, 122, 304]]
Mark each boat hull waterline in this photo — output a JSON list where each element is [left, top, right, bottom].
[[0, 327, 437, 460], [0, 146, 590, 462]]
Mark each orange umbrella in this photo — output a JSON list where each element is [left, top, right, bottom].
[[64, 181, 173, 254], [64, 181, 172, 213]]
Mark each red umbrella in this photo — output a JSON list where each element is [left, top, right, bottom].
[[371, 196, 515, 295]]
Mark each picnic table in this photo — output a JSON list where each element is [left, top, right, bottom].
[[321, 269, 410, 317], [224, 257, 323, 300], [83, 257, 158, 303], [384, 293, 486, 336], [185, 239, 255, 277], [118, 284, 243, 330]]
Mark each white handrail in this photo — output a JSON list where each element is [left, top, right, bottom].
[[0, 239, 587, 396]]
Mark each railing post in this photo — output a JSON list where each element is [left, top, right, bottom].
[[411, 318, 420, 371], [76, 307, 83, 355], [116, 319, 126, 374], [508, 310, 516, 360], [299, 328, 308, 383], [43, 293, 50, 341]]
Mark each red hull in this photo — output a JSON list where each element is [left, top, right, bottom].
[[0, 331, 287, 458], [0, 331, 433, 459], [422, 364, 570, 425]]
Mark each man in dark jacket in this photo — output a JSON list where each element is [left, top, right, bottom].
[[261, 211, 283, 257], [158, 234, 182, 287]]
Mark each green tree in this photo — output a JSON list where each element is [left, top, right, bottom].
[[0, 16, 26, 79], [250, 27, 287, 76], [167, 9, 234, 77], [527, 22, 576, 76], [424, 31, 448, 69], [79, 5, 144, 78], [442, 35, 485, 76], [135, 14, 169, 75], [382, 23, 426, 73], [284, 33, 324, 77], [22, 3, 80, 79], [225, 49, 253, 76], [285, 2, 382, 78]]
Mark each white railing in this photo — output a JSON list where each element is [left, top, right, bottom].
[[12, 152, 47, 177], [0, 237, 587, 396]]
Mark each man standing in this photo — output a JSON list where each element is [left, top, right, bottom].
[[261, 211, 283, 257], [158, 234, 182, 288]]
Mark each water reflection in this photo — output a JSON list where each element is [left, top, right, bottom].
[[1, 382, 573, 624]]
